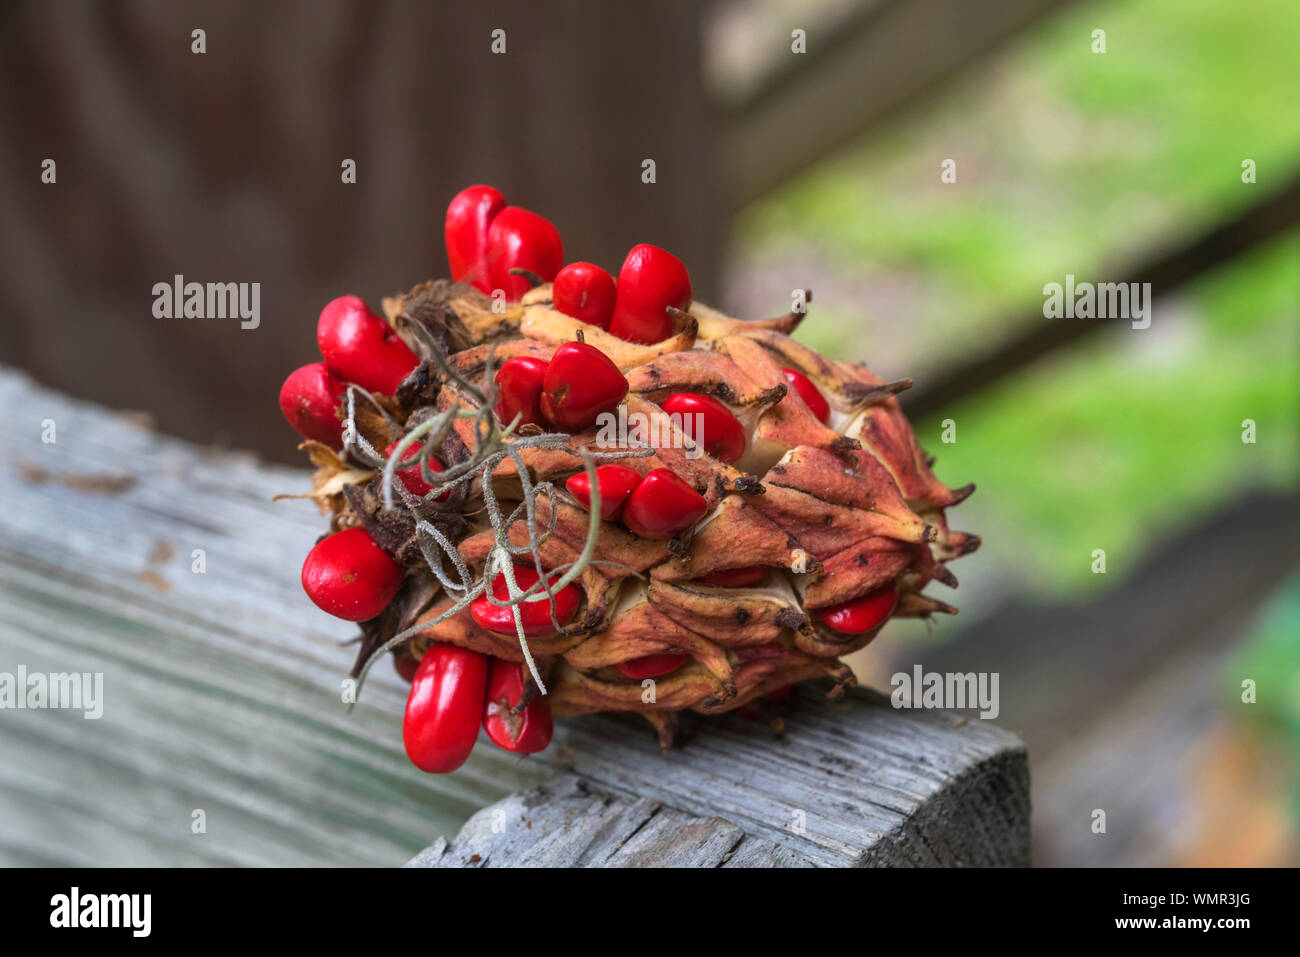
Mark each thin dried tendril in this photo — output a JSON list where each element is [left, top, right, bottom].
[[347, 335, 651, 705]]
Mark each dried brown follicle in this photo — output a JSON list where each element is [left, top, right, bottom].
[[271, 440, 373, 515], [562, 591, 737, 694], [318, 278, 975, 743], [690, 299, 806, 340], [650, 495, 818, 582], [521, 304, 700, 370], [385, 280, 523, 353]]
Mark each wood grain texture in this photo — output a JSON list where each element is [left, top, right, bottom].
[[434, 685, 1031, 867], [0, 368, 553, 866], [0, 367, 1029, 867], [406, 775, 814, 868]]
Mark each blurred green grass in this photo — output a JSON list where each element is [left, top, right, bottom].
[[731, 0, 1300, 596], [920, 234, 1299, 592]]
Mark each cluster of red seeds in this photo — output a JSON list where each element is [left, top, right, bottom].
[[278, 186, 927, 774]]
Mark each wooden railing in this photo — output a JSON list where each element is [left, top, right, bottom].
[[0, 367, 1029, 867]]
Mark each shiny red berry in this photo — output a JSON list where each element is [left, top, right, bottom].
[[553, 261, 617, 329], [493, 355, 549, 429], [301, 526, 404, 622], [486, 206, 564, 301], [393, 650, 420, 683], [403, 643, 489, 774], [384, 440, 446, 499], [470, 565, 581, 638], [608, 244, 691, 344], [445, 185, 507, 295], [539, 341, 628, 432], [815, 582, 900, 635], [781, 367, 831, 424], [278, 362, 344, 449], [317, 295, 419, 395], [620, 468, 709, 540], [614, 653, 689, 680], [565, 464, 643, 521], [660, 392, 746, 464], [482, 659, 554, 755]]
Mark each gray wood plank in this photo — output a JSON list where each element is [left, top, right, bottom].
[[404, 775, 813, 868], [456, 687, 1029, 867], [0, 368, 555, 866], [0, 366, 1029, 867]]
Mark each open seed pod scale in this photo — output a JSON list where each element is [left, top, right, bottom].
[[277, 185, 977, 774]]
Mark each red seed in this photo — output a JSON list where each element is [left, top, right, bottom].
[[317, 295, 419, 395], [660, 392, 746, 463], [766, 684, 795, 704], [278, 362, 344, 449], [735, 684, 794, 720], [620, 468, 709, 540], [565, 464, 643, 521], [696, 565, 766, 587], [445, 185, 507, 295], [384, 440, 446, 499], [486, 206, 564, 301], [470, 565, 581, 638], [815, 582, 900, 635], [614, 653, 689, 680], [482, 659, 554, 754], [781, 367, 831, 424], [300, 526, 404, 622], [393, 650, 419, 683], [553, 262, 617, 329], [608, 244, 691, 344], [493, 355, 549, 429], [403, 643, 490, 773], [539, 341, 628, 432]]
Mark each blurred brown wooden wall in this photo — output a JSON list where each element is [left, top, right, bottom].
[[0, 0, 720, 462]]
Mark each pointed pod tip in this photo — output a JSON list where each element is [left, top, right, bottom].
[[948, 482, 976, 505]]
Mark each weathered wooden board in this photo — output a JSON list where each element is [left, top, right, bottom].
[[407, 775, 815, 868], [0, 368, 553, 866], [421, 685, 1030, 868], [569, 692, 1029, 867], [0, 367, 1029, 866]]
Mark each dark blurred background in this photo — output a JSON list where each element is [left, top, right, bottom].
[[2, 0, 1297, 865], [0, 0, 721, 458]]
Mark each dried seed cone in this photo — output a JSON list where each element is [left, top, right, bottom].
[[312, 279, 976, 748]]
